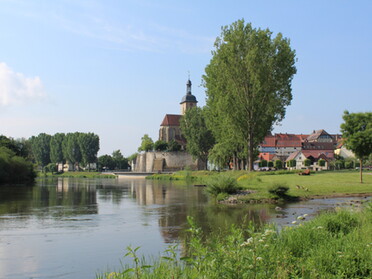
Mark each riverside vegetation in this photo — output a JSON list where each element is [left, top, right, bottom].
[[98, 203, 372, 279], [147, 170, 372, 202]]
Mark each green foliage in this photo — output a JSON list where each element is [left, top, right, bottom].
[[78, 132, 100, 169], [345, 161, 353, 169], [128, 153, 139, 162], [318, 159, 326, 167], [98, 154, 115, 170], [98, 207, 372, 279], [45, 163, 57, 174], [50, 133, 65, 164], [138, 134, 154, 152], [341, 111, 372, 160], [203, 19, 296, 171], [268, 183, 289, 197], [259, 160, 267, 168], [167, 140, 181, 152], [0, 147, 36, 184], [268, 161, 274, 168], [62, 132, 82, 166], [30, 133, 51, 169], [304, 158, 311, 167], [205, 175, 239, 197], [112, 150, 129, 170], [154, 140, 168, 151], [180, 107, 215, 169], [288, 159, 296, 167], [274, 160, 283, 169]]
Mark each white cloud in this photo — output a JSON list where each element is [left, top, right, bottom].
[[0, 62, 46, 106]]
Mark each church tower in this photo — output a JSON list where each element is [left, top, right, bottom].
[[180, 79, 197, 115]]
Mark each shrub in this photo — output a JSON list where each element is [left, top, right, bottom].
[[274, 160, 282, 169], [268, 161, 274, 167], [206, 176, 239, 197], [268, 183, 289, 197], [323, 210, 359, 235], [318, 159, 326, 167], [304, 158, 311, 167]]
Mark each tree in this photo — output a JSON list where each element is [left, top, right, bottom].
[[112, 150, 128, 170], [274, 160, 283, 169], [154, 140, 168, 151], [318, 159, 326, 167], [340, 111, 372, 183], [98, 155, 115, 171], [63, 133, 82, 170], [304, 158, 311, 167], [203, 19, 296, 171], [50, 133, 65, 165], [30, 133, 51, 171], [288, 159, 296, 168], [180, 107, 215, 170], [78, 133, 100, 171], [167, 140, 181, 152], [138, 134, 154, 152]]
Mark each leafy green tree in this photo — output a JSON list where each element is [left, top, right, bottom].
[[288, 159, 296, 168], [98, 155, 115, 171], [63, 133, 82, 170], [304, 158, 311, 167], [274, 160, 283, 169], [50, 133, 65, 165], [203, 19, 296, 171], [340, 111, 372, 183], [78, 133, 100, 171], [180, 107, 215, 170], [260, 160, 268, 168], [138, 134, 154, 152], [154, 140, 168, 151], [268, 161, 274, 168], [0, 146, 36, 184], [112, 150, 128, 170], [318, 159, 326, 167], [167, 140, 181, 152], [30, 133, 51, 171]]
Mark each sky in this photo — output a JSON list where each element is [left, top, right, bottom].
[[0, 0, 371, 156]]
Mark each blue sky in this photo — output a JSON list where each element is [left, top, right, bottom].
[[1, 0, 371, 156]]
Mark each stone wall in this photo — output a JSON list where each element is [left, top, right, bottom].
[[134, 151, 201, 172]]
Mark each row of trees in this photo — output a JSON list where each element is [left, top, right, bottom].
[[29, 132, 100, 171], [137, 134, 182, 153]]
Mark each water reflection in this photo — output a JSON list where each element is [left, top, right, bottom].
[[1, 177, 365, 279]]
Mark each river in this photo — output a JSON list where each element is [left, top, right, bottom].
[[0, 177, 368, 279]]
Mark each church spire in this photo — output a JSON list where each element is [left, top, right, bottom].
[[186, 79, 192, 95]]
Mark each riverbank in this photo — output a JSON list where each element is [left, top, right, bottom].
[[98, 202, 372, 279], [39, 171, 117, 179], [147, 170, 372, 203]]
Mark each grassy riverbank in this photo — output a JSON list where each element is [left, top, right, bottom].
[[147, 170, 372, 202], [98, 203, 372, 279], [39, 171, 116, 179]]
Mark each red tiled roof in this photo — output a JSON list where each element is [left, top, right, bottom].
[[275, 134, 303, 147], [160, 114, 182, 126], [286, 150, 301, 161], [258, 153, 276, 161], [260, 136, 276, 147], [302, 150, 334, 160]]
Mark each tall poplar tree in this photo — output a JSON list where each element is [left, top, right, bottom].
[[203, 19, 296, 171]]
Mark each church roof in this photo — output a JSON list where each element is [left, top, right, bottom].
[[160, 114, 182, 126], [180, 79, 198, 104]]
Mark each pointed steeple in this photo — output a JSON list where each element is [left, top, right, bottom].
[[180, 78, 197, 115]]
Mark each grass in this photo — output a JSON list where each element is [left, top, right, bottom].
[[39, 171, 116, 179], [148, 170, 372, 202], [98, 203, 372, 279]]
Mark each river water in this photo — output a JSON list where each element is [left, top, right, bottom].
[[0, 177, 368, 279]]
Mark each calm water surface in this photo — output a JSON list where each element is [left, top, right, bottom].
[[0, 177, 368, 279]]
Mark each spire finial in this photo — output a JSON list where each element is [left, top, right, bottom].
[[188, 70, 190, 80]]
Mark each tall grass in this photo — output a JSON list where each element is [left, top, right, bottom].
[[205, 175, 240, 197], [98, 204, 372, 279]]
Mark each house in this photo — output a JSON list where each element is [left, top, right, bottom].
[[334, 141, 355, 159], [286, 150, 334, 170]]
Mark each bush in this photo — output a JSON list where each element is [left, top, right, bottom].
[[268, 161, 274, 168], [318, 159, 326, 167], [206, 176, 239, 197], [274, 160, 282, 169], [268, 183, 289, 197]]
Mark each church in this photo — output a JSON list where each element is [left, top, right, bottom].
[[134, 79, 204, 172], [158, 79, 197, 148]]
